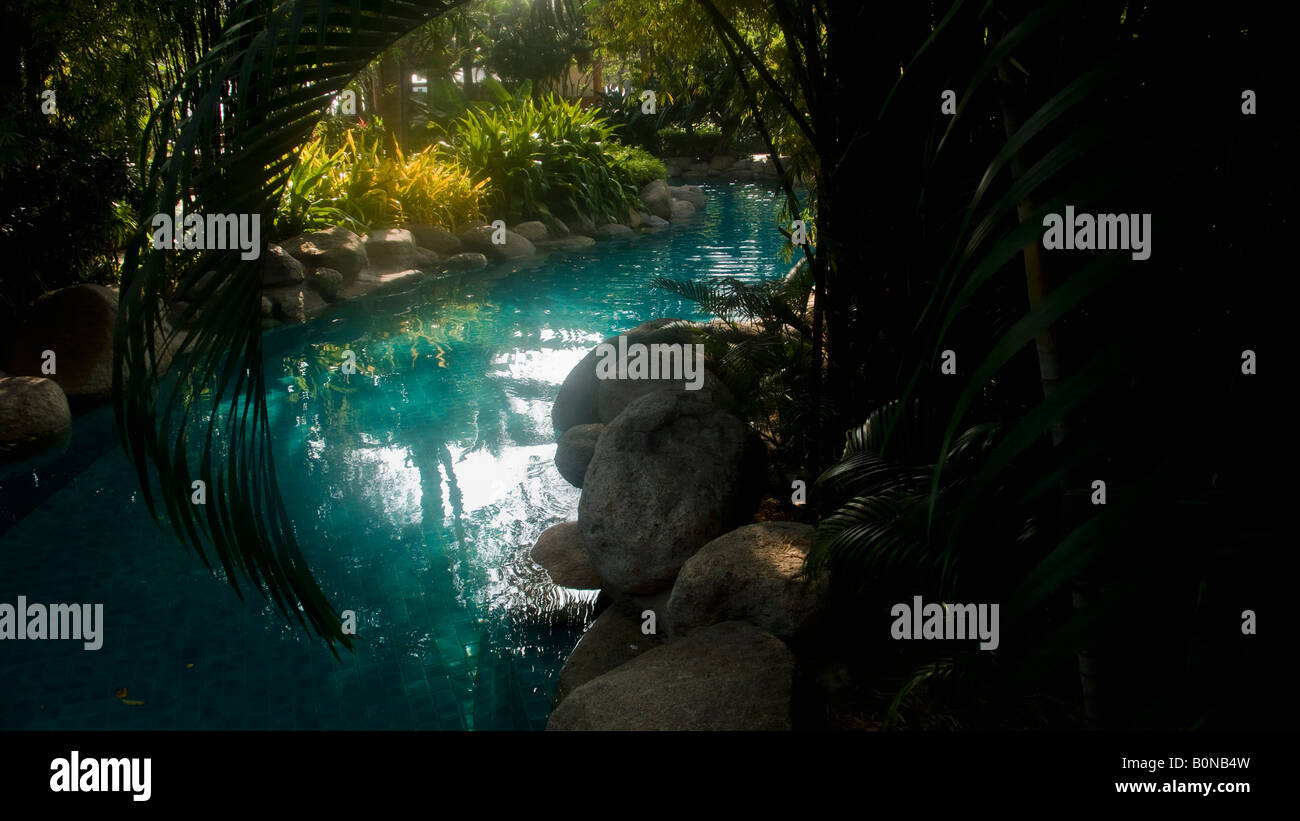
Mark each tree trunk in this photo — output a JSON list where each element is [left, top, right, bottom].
[[378, 50, 402, 141], [995, 55, 1099, 729], [459, 18, 475, 99]]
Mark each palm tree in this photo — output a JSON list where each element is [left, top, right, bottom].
[[115, 0, 473, 649]]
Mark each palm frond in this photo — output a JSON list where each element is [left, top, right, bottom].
[[115, 0, 470, 649]]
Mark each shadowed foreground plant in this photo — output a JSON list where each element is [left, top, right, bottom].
[[116, 0, 471, 650]]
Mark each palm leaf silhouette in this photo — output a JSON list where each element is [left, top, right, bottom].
[[115, 0, 469, 649]]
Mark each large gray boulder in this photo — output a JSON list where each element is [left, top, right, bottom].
[[0, 376, 71, 462], [668, 522, 825, 641], [554, 422, 603, 488], [282, 227, 368, 281], [578, 390, 761, 594], [553, 602, 663, 706], [547, 621, 795, 730], [1, 284, 137, 400], [457, 224, 536, 260], [640, 214, 670, 231], [261, 243, 305, 287], [407, 224, 462, 255], [669, 185, 706, 210], [596, 367, 732, 424], [638, 180, 674, 220], [364, 228, 416, 272], [530, 522, 603, 590], [551, 318, 698, 433]]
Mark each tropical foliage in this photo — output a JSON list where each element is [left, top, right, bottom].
[[654, 0, 1287, 731], [445, 95, 638, 223], [276, 120, 488, 237], [605, 143, 665, 188], [81, 0, 1287, 733]]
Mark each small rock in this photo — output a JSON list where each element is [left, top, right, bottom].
[[407, 224, 462, 255], [555, 423, 603, 487], [531, 522, 603, 590], [261, 243, 305, 287], [0, 376, 71, 462], [669, 185, 706, 210], [440, 252, 488, 272], [281, 227, 368, 281], [640, 215, 670, 231], [637, 180, 674, 220], [457, 225, 536, 260], [306, 267, 344, 301], [263, 283, 327, 324], [670, 199, 697, 221], [533, 235, 596, 252], [412, 246, 441, 269], [513, 221, 550, 242], [567, 213, 598, 237], [593, 223, 635, 240], [364, 228, 416, 272]]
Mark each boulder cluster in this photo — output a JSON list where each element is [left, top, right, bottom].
[[0, 177, 709, 462], [0, 283, 173, 461], [179, 178, 707, 331], [533, 318, 829, 730], [661, 153, 787, 182]]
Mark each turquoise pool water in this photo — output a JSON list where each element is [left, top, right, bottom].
[[0, 180, 790, 730]]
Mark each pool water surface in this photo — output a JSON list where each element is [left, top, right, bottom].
[[0, 180, 791, 730]]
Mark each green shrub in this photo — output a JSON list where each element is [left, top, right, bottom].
[[657, 122, 726, 157], [276, 123, 486, 238], [447, 95, 638, 224], [607, 143, 666, 188]]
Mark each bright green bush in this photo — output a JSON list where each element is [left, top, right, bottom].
[[446, 95, 639, 224], [608, 143, 667, 188], [276, 122, 487, 238]]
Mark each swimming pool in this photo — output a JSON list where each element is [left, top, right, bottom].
[[0, 180, 791, 730]]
